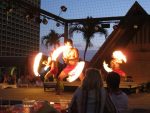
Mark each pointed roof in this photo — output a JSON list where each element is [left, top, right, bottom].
[[125, 1, 148, 16], [90, 1, 149, 68]]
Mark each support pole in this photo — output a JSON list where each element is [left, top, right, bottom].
[[64, 22, 68, 42]]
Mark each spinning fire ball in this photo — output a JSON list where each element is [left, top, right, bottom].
[[33, 52, 50, 79], [103, 50, 127, 77]]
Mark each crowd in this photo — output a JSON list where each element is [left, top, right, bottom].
[[1, 39, 129, 113], [1, 73, 43, 87]]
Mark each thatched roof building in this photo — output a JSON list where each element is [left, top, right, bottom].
[[90, 2, 150, 83]]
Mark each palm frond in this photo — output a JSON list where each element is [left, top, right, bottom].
[[96, 27, 108, 38], [69, 25, 84, 38], [41, 29, 63, 49], [69, 17, 108, 60]]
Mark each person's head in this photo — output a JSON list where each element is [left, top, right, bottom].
[[81, 68, 103, 113], [33, 100, 59, 113], [64, 39, 73, 47], [106, 71, 120, 90], [82, 68, 103, 90], [110, 59, 120, 69]]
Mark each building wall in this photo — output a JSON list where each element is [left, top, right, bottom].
[[0, 0, 40, 57], [123, 21, 150, 83], [122, 52, 150, 83], [0, 0, 40, 76]]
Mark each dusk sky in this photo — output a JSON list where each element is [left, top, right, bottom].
[[40, 0, 150, 59]]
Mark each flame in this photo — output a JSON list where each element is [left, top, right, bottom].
[[44, 66, 50, 71], [51, 45, 71, 61], [52, 45, 84, 82], [33, 46, 71, 77], [112, 50, 127, 63], [33, 52, 42, 76], [103, 61, 113, 72], [103, 51, 127, 73], [67, 61, 85, 82]]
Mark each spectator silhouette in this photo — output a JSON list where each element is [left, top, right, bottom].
[[68, 68, 117, 113], [106, 72, 128, 113]]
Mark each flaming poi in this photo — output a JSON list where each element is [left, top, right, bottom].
[[33, 52, 43, 76], [112, 50, 127, 63], [51, 45, 70, 61], [103, 61, 113, 72], [67, 61, 85, 82]]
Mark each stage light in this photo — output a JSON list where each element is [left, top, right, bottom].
[[94, 25, 100, 31], [42, 18, 48, 25], [60, 5, 67, 12], [58, 5, 67, 16], [56, 23, 60, 27], [113, 25, 118, 30]]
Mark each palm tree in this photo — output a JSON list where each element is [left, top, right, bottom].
[[69, 17, 107, 61], [42, 30, 63, 49]]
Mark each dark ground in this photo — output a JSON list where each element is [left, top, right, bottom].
[[0, 87, 150, 112]]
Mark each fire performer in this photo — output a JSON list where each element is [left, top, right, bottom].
[[58, 39, 84, 81], [103, 50, 127, 79], [33, 39, 85, 94], [43, 56, 58, 81], [111, 51, 126, 77], [43, 39, 84, 93], [44, 43, 61, 81], [110, 58, 126, 77], [54, 39, 84, 94]]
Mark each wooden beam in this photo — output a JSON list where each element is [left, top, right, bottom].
[[40, 9, 67, 23], [67, 16, 124, 23]]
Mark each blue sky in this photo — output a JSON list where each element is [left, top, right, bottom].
[[41, 0, 150, 19], [40, 0, 150, 59]]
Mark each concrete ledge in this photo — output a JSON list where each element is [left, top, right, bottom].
[[0, 83, 17, 89]]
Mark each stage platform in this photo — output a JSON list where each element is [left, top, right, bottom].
[[0, 80, 143, 94], [43, 81, 142, 93]]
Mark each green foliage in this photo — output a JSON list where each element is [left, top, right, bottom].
[[69, 17, 107, 60], [42, 30, 63, 49]]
